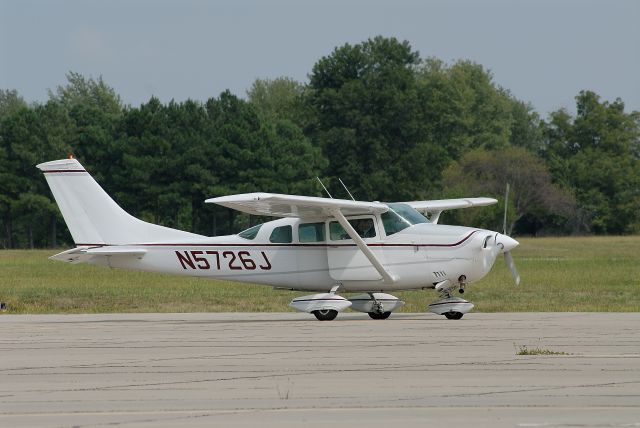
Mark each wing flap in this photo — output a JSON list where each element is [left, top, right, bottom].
[[205, 193, 388, 218]]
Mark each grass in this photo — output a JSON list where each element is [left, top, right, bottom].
[[0, 236, 639, 314], [398, 235, 640, 312], [515, 344, 570, 356]]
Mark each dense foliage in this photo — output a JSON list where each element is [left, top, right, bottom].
[[1, 38, 638, 248]]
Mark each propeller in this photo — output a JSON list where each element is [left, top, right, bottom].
[[501, 183, 520, 285], [504, 250, 521, 285]]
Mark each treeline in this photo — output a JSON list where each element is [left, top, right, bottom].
[[1, 37, 639, 248]]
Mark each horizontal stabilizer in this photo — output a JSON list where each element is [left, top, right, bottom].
[[83, 247, 147, 257], [50, 247, 147, 264]]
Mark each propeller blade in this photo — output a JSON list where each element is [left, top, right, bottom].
[[504, 251, 521, 285]]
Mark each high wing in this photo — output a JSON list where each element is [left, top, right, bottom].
[[205, 193, 388, 219], [206, 193, 395, 283], [205, 193, 495, 284], [404, 197, 497, 223]]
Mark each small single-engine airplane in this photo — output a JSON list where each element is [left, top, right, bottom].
[[38, 157, 520, 321]]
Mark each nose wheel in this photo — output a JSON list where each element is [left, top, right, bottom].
[[428, 296, 474, 319]]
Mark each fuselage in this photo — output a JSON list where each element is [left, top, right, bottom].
[[37, 158, 515, 302], [88, 213, 503, 293]]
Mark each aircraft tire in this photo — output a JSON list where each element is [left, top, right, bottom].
[[444, 311, 464, 320], [368, 311, 391, 320], [313, 309, 338, 321]]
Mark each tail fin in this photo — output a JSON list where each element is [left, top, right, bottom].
[[37, 158, 203, 245]]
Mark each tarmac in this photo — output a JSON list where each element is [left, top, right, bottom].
[[0, 312, 639, 427]]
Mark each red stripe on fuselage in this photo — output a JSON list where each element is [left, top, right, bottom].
[[74, 231, 477, 249]]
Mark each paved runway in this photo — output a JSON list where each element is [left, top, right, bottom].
[[1, 312, 639, 427]]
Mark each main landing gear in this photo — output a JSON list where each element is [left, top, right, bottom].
[[289, 289, 405, 321], [349, 292, 404, 320], [312, 309, 339, 321], [368, 311, 391, 320], [364, 294, 392, 320]]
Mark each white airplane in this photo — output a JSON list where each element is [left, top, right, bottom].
[[37, 157, 520, 321]]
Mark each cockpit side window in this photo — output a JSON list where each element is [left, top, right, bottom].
[[238, 223, 262, 240], [329, 222, 348, 240], [381, 211, 410, 236], [382, 203, 428, 236], [329, 218, 377, 240], [269, 225, 292, 243]]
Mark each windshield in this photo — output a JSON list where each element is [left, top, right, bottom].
[[238, 223, 262, 240], [381, 203, 428, 236]]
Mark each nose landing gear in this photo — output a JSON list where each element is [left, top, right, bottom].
[[428, 275, 474, 319], [458, 275, 467, 294], [444, 311, 464, 320]]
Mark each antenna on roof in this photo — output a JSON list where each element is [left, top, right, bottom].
[[316, 177, 333, 199], [503, 182, 510, 235], [338, 178, 355, 201]]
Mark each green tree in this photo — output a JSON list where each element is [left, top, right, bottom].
[[442, 147, 575, 234], [416, 58, 514, 159], [542, 91, 640, 233], [111, 92, 325, 236], [307, 36, 446, 201], [0, 89, 27, 119], [0, 102, 72, 247], [48, 72, 124, 188], [113, 97, 201, 230], [206, 91, 325, 232], [509, 99, 543, 151], [247, 77, 310, 127], [48, 71, 122, 115], [12, 193, 58, 248]]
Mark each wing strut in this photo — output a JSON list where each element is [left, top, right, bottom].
[[330, 208, 397, 284]]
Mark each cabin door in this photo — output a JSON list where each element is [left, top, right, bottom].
[[326, 216, 385, 281]]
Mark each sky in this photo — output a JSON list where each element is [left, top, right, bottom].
[[1, 0, 638, 116]]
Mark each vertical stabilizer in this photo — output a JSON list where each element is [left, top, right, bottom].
[[37, 158, 203, 245]]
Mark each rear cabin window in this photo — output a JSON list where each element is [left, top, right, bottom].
[[238, 224, 262, 240], [298, 222, 325, 243], [329, 218, 376, 240], [269, 225, 292, 243]]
